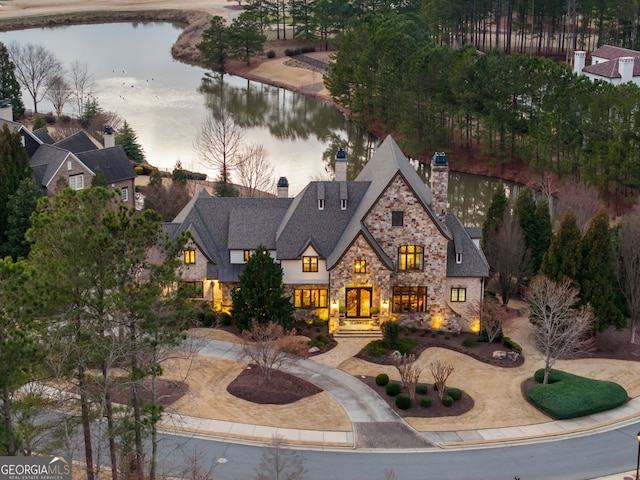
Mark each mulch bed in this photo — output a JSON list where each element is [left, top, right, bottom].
[[227, 365, 322, 404], [576, 326, 640, 361], [358, 375, 474, 418], [72, 378, 188, 407]]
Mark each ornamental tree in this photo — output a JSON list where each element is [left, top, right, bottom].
[[232, 244, 294, 331]]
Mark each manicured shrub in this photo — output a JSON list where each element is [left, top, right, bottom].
[[462, 336, 477, 348], [382, 321, 400, 349], [386, 382, 402, 397], [503, 336, 522, 353], [217, 311, 232, 326], [420, 396, 433, 407], [365, 339, 387, 356], [444, 336, 450, 340], [415, 384, 428, 395], [266, 50, 276, 58], [432, 382, 439, 392], [375, 373, 390, 386], [396, 336, 418, 354], [395, 393, 411, 410], [431, 333, 436, 338], [448, 388, 462, 401], [308, 335, 331, 348], [203, 311, 216, 327], [442, 395, 454, 407]]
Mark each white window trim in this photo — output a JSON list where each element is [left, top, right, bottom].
[[69, 173, 84, 190], [121, 187, 129, 202]]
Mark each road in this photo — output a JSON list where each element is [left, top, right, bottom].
[[154, 421, 640, 480]]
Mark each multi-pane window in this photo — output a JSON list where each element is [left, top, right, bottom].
[[354, 259, 366, 273], [303, 255, 318, 272], [392, 286, 427, 313], [398, 245, 423, 270], [121, 187, 129, 202], [180, 281, 204, 298], [69, 173, 84, 190], [392, 211, 404, 226], [184, 249, 196, 264], [294, 289, 328, 308], [450, 287, 466, 302]]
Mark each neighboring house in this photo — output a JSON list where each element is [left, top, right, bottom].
[[167, 135, 489, 335], [0, 101, 136, 207], [574, 45, 640, 86]]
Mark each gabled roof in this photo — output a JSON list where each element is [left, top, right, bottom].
[[445, 213, 489, 277], [591, 45, 640, 61], [33, 128, 55, 145], [326, 135, 450, 269], [30, 144, 90, 190], [53, 130, 99, 153], [76, 146, 135, 183]]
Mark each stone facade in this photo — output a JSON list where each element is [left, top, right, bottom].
[[445, 276, 484, 331]]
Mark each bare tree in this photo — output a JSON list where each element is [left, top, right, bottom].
[[255, 435, 307, 480], [466, 298, 509, 343], [46, 74, 72, 117], [195, 110, 244, 185], [389, 352, 416, 388], [617, 213, 640, 344], [527, 276, 594, 384], [241, 321, 308, 381], [404, 363, 422, 401], [554, 182, 602, 233], [484, 208, 534, 305], [8, 42, 62, 113], [69, 59, 95, 118], [143, 171, 192, 222], [430, 360, 454, 399], [236, 143, 275, 197]]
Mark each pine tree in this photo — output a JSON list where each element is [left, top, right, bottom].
[[0, 42, 25, 119], [227, 12, 266, 66], [116, 120, 145, 163], [581, 211, 625, 332], [91, 168, 107, 188], [232, 244, 294, 331], [515, 188, 551, 273], [481, 183, 508, 250], [196, 16, 229, 73], [540, 209, 582, 285], [1, 177, 42, 261], [0, 124, 31, 250]]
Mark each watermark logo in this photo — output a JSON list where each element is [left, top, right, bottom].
[[0, 456, 71, 480]]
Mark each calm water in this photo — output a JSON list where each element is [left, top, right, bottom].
[[0, 22, 514, 225]]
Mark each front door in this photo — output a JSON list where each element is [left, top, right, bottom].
[[346, 287, 372, 318]]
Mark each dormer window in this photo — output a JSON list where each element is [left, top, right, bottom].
[[303, 255, 318, 272], [341, 198, 347, 210], [184, 249, 196, 264], [318, 199, 324, 210], [354, 260, 366, 273], [456, 253, 462, 264], [392, 211, 404, 226]]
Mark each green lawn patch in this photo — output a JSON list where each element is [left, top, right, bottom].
[[526, 368, 628, 420]]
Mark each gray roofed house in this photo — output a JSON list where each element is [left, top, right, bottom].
[[168, 135, 488, 335], [53, 130, 99, 154]]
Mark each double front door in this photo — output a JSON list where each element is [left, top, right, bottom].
[[346, 287, 372, 318]]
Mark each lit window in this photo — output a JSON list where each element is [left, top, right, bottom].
[[392, 286, 426, 313], [451, 287, 466, 302], [121, 187, 129, 202], [318, 199, 324, 210], [184, 249, 196, 264], [398, 245, 423, 271], [69, 174, 84, 190], [244, 250, 251, 262], [303, 256, 318, 272], [354, 259, 366, 273], [294, 289, 328, 308], [179, 281, 204, 298], [392, 211, 404, 226]]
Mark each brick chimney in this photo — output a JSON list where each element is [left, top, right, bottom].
[[335, 148, 347, 182], [277, 177, 289, 198], [430, 152, 449, 222], [104, 125, 115, 148]]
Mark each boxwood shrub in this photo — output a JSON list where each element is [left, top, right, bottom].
[[442, 395, 454, 407], [503, 336, 522, 353], [365, 339, 387, 356], [462, 336, 477, 348], [448, 387, 462, 401], [376, 373, 390, 386], [386, 382, 402, 397], [415, 384, 428, 395], [420, 396, 433, 407], [527, 368, 628, 419], [395, 393, 411, 410]]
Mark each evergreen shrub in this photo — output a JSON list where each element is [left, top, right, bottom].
[[375, 373, 389, 386], [386, 383, 402, 397], [395, 393, 411, 409]]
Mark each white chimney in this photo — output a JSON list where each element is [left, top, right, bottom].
[[0, 99, 13, 122], [335, 148, 347, 182], [573, 51, 586, 75], [618, 56, 634, 83], [277, 177, 289, 198], [104, 125, 115, 148]]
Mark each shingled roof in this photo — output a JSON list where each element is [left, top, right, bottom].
[[30, 144, 92, 190], [445, 213, 489, 277], [54, 130, 99, 154], [76, 146, 135, 184]]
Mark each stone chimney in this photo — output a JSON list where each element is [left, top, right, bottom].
[[104, 125, 115, 148], [277, 177, 289, 198], [573, 50, 586, 75], [335, 148, 347, 182], [618, 56, 635, 83], [0, 99, 12, 122], [430, 152, 449, 222]]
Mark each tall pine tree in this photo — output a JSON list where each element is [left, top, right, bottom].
[[0, 42, 25, 119], [540, 209, 582, 286], [232, 244, 294, 331], [115, 120, 145, 163], [481, 183, 508, 250], [515, 188, 551, 273]]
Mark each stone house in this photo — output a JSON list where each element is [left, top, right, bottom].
[[574, 45, 640, 86], [1, 101, 136, 207], [166, 135, 489, 334]]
